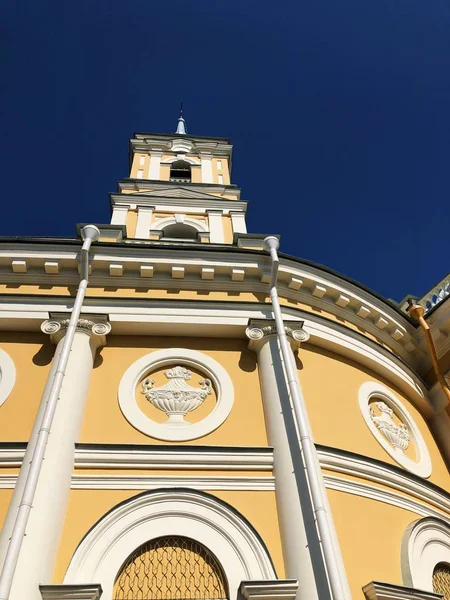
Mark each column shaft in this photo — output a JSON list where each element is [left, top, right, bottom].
[[6, 318, 109, 600], [254, 335, 322, 600]]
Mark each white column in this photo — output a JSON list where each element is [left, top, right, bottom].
[[207, 210, 225, 243], [111, 205, 128, 226], [246, 321, 322, 600], [230, 211, 247, 234], [148, 152, 162, 180], [135, 206, 154, 239], [201, 155, 213, 183], [6, 316, 110, 600]]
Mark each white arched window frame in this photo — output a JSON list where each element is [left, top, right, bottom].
[[152, 215, 209, 239], [63, 489, 277, 599], [402, 517, 450, 591], [0, 349, 16, 407], [358, 382, 432, 478]]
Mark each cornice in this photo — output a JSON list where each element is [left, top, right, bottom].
[[0, 296, 430, 409], [0, 241, 423, 364], [109, 192, 248, 213]]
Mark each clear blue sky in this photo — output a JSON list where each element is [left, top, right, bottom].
[[2, 1, 450, 301]]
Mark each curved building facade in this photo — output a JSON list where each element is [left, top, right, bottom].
[[0, 115, 449, 600]]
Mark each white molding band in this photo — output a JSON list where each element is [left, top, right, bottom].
[[318, 447, 450, 519], [118, 348, 234, 441], [0, 474, 274, 491], [402, 517, 450, 592], [64, 490, 276, 599], [358, 382, 432, 477], [0, 349, 15, 407], [0, 444, 274, 470], [70, 475, 275, 490]]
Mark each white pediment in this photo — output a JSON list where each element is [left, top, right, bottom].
[[137, 187, 223, 200]]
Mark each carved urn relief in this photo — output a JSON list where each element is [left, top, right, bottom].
[[369, 401, 410, 454], [141, 365, 213, 425]]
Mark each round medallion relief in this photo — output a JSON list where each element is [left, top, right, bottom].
[[359, 382, 432, 478], [118, 349, 234, 441]]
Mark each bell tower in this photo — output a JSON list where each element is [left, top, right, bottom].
[[110, 110, 248, 243]]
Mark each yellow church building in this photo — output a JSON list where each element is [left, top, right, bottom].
[[0, 112, 449, 600]]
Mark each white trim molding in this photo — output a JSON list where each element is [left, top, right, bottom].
[[0, 348, 15, 407], [64, 489, 276, 599], [40, 584, 103, 599], [240, 580, 298, 600], [363, 581, 442, 600], [359, 382, 432, 478], [118, 348, 234, 441], [0, 443, 273, 471], [402, 517, 450, 592]]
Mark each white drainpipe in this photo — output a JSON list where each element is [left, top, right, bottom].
[[0, 225, 100, 600], [262, 236, 348, 600]]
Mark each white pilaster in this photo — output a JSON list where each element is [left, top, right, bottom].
[[6, 316, 110, 600], [110, 206, 128, 226], [230, 211, 247, 234], [207, 210, 225, 243], [246, 322, 319, 600], [148, 152, 162, 180], [135, 206, 154, 239], [201, 155, 213, 183]]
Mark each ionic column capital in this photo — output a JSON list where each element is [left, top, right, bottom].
[[41, 313, 111, 347], [246, 319, 310, 352]]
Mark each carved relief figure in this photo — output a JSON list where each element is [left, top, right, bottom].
[[370, 401, 410, 454], [141, 366, 213, 425]]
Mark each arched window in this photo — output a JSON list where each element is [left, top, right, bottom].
[[433, 563, 450, 599], [170, 160, 191, 182], [161, 223, 198, 241], [113, 535, 228, 600]]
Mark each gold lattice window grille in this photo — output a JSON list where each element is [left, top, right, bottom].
[[433, 562, 450, 600], [113, 535, 229, 600]]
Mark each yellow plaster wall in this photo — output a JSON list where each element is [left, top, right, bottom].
[[160, 165, 170, 181], [125, 209, 137, 238], [80, 336, 267, 446], [212, 158, 230, 185], [53, 489, 284, 583], [191, 165, 201, 183], [0, 333, 53, 440], [327, 488, 420, 598], [222, 215, 234, 244], [299, 345, 450, 489], [130, 154, 149, 179]]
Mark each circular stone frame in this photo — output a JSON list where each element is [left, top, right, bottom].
[[358, 382, 432, 478], [0, 349, 16, 408], [118, 348, 234, 441]]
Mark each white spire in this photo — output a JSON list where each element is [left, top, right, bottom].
[[176, 103, 186, 135]]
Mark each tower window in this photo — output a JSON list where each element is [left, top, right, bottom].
[[161, 223, 197, 241], [217, 160, 222, 170], [139, 156, 145, 165], [218, 174, 223, 184], [137, 169, 144, 179], [170, 160, 191, 182]]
